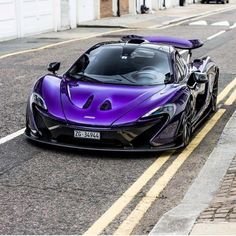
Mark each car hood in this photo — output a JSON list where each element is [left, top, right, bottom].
[[61, 80, 166, 126]]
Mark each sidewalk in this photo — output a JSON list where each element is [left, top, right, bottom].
[[191, 154, 236, 234], [78, 3, 236, 29], [149, 112, 236, 235], [0, 2, 236, 57]]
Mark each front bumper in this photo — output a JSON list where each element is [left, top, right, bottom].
[[24, 131, 184, 152], [25, 106, 184, 152]]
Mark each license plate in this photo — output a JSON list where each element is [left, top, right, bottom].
[[74, 130, 100, 140]]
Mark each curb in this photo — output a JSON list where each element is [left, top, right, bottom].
[[149, 111, 236, 235], [77, 24, 127, 29]]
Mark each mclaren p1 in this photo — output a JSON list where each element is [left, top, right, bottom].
[[25, 35, 219, 151]]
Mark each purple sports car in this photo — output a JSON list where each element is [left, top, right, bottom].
[[25, 35, 219, 152]]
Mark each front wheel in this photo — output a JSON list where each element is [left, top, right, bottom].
[[211, 77, 218, 113], [181, 101, 192, 147]]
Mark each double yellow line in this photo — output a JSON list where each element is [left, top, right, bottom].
[[84, 78, 236, 235]]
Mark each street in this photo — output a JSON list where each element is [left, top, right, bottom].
[[0, 5, 236, 234]]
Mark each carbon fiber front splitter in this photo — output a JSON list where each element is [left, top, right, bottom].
[[24, 131, 184, 153]]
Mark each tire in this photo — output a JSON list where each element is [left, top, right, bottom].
[[211, 77, 218, 113], [181, 101, 192, 147]]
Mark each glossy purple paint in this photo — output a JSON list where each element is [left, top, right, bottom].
[[113, 84, 184, 126], [144, 36, 193, 49], [60, 79, 166, 126], [39, 75, 185, 127], [122, 35, 203, 49], [41, 75, 65, 120]]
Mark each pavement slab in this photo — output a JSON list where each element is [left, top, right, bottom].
[[195, 155, 236, 225], [191, 223, 236, 235]]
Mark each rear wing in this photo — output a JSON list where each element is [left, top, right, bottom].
[[121, 35, 203, 50], [121, 35, 203, 63]]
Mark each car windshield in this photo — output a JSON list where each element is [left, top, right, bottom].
[[67, 44, 172, 86]]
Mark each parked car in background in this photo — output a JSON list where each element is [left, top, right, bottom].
[[201, 0, 229, 4]]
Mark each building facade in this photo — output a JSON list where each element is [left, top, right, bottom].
[[0, 0, 195, 41]]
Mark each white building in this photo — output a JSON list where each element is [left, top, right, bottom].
[[0, 0, 195, 41]]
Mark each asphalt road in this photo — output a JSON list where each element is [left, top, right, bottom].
[[0, 8, 236, 234]]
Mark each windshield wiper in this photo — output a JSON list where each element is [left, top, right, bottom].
[[118, 74, 135, 84], [67, 73, 102, 83]]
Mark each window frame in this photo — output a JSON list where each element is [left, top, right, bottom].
[[175, 53, 188, 82]]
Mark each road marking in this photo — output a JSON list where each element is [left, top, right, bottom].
[[225, 89, 236, 105], [148, 5, 236, 29], [1, 62, 234, 148], [211, 21, 230, 26], [83, 152, 172, 235], [229, 23, 236, 29], [207, 30, 226, 40], [189, 20, 208, 26], [217, 78, 236, 104], [82, 80, 234, 234], [114, 109, 226, 235], [0, 128, 25, 144], [0, 78, 235, 148], [0, 29, 127, 60]]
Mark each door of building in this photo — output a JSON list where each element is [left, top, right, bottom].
[[100, 0, 113, 18], [77, 0, 95, 23]]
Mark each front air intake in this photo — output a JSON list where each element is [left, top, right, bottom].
[[100, 100, 112, 111], [83, 95, 94, 109]]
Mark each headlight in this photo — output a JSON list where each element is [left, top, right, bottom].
[[30, 92, 47, 110], [141, 104, 176, 119]]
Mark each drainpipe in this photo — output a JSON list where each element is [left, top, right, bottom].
[[117, 0, 120, 17], [163, 0, 166, 8], [136, 0, 138, 13]]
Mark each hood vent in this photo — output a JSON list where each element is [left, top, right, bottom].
[[83, 95, 94, 109], [100, 100, 112, 111]]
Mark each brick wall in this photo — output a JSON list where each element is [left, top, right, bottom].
[[100, 0, 113, 18]]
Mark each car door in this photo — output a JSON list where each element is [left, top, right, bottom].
[[175, 53, 197, 119], [176, 54, 214, 126]]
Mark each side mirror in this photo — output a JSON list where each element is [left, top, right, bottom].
[[47, 62, 60, 74], [193, 71, 208, 83]]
